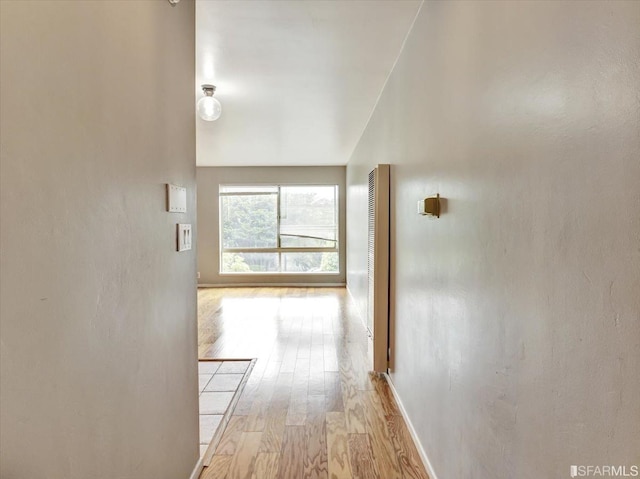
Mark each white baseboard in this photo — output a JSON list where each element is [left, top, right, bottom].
[[346, 284, 368, 333], [384, 373, 439, 479], [188, 455, 204, 479], [198, 283, 345, 288]]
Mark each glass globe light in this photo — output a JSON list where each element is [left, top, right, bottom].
[[197, 84, 221, 121]]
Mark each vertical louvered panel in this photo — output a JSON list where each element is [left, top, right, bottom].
[[367, 169, 376, 336], [367, 165, 390, 373]]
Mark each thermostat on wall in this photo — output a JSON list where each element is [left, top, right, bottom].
[[166, 184, 187, 213]]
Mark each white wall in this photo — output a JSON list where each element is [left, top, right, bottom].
[[197, 166, 346, 285], [347, 2, 640, 478], [0, 2, 198, 478]]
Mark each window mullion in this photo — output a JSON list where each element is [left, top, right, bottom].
[[277, 185, 281, 249], [277, 186, 281, 272]]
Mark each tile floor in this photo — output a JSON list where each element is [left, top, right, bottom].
[[197, 360, 252, 457]]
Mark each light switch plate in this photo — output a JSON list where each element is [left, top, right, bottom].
[[177, 224, 192, 252], [167, 184, 187, 213]]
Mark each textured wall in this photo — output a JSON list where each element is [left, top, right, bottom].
[[0, 1, 198, 478], [197, 166, 346, 285], [346, 1, 640, 478]]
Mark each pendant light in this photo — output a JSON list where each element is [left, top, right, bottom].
[[197, 84, 221, 121]]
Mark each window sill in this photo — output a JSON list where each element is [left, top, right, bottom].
[[219, 272, 341, 276]]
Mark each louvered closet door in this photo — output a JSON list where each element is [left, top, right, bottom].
[[367, 165, 390, 373]]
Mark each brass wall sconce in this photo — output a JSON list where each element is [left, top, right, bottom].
[[417, 194, 440, 218]]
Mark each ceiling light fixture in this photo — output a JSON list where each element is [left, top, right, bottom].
[[197, 84, 221, 121]]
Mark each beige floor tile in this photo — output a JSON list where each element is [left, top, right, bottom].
[[199, 374, 213, 393], [200, 414, 224, 444], [205, 373, 244, 392], [199, 361, 222, 375], [200, 391, 234, 415], [217, 361, 251, 374]]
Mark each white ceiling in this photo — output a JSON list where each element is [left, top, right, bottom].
[[196, 0, 421, 166]]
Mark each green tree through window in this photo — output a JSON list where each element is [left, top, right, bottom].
[[220, 185, 338, 274]]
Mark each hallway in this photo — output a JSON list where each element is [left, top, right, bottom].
[[197, 287, 429, 479]]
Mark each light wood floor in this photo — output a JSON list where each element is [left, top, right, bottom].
[[198, 287, 429, 479]]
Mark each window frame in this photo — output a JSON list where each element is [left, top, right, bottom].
[[219, 183, 339, 275]]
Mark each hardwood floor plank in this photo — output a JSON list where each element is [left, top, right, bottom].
[[309, 336, 326, 396], [276, 426, 306, 479], [251, 453, 280, 479], [287, 357, 310, 426], [304, 395, 329, 479], [244, 384, 274, 432], [280, 309, 303, 373], [233, 377, 260, 416], [324, 371, 344, 413], [326, 412, 353, 479], [370, 373, 398, 416], [361, 390, 402, 478], [340, 367, 366, 433], [200, 455, 232, 479], [259, 408, 287, 453], [269, 371, 294, 411], [348, 433, 379, 479], [215, 415, 246, 455], [227, 431, 262, 479], [323, 337, 339, 372], [386, 414, 430, 479], [309, 369, 326, 397], [297, 314, 312, 359], [244, 359, 282, 432], [257, 370, 293, 453], [351, 347, 375, 391], [281, 340, 301, 372]]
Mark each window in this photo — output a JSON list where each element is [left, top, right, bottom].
[[220, 185, 339, 274]]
